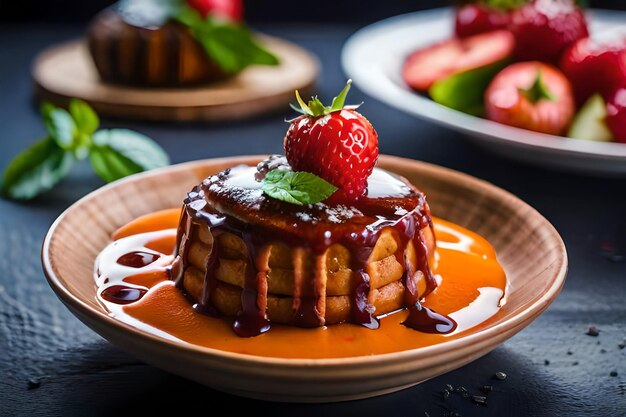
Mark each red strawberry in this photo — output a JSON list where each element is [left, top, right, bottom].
[[186, 0, 243, 21], [510, 0, 588, 63], [284, 80, 378, 202], [454, 3, 513, 38], [485, 61, 575, 135], [560, 37, 626, 107], [403, 29, 514, 92], [606, 87, 626, 143]]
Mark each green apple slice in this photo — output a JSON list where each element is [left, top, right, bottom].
[[567, 93, 614, 141], [428, 60, 508, 116]]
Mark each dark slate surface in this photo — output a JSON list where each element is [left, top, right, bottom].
[[0, 24, 625, 417]]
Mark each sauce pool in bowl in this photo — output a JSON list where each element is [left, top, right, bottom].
[[95, 208, 507, 359]]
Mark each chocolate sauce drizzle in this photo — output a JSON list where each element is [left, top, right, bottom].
[[170, 161, 452, 337]]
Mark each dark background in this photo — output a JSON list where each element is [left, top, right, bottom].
[[1, 1, 625, 416], [1, 0, 625, 24]]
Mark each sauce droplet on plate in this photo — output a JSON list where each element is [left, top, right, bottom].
[[402, 302, 457, 334], [101, 285, 147, 304], [117, 251, 160, 268]]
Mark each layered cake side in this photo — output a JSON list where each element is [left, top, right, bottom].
[[171, 159, 438, 337]]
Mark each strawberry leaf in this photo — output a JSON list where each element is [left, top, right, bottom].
[[483, 0, 528, 10], [175, 6, 279, 74], [261, 169, 337, 206], [291, 79, 359, 117], [520, 69, 556, 104], [330, 79, 352, 111]]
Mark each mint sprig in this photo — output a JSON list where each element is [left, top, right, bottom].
[[1, 99, 170, 201], [261, 169, 337, 206], [175, 6, 279, 73]]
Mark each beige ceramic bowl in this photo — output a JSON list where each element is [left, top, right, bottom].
[[42, 155, 567, 403]]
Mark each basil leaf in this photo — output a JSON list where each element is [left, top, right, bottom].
[[262, 170, 337, 206], [90, 129, 169, 182], [1, 137, 73, 200], [41, 105, 76, 150], [69, 99, 99, 135], [177, 7, 279, 73]]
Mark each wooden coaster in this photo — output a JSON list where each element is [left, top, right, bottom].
[[32, 34, 319, 122]]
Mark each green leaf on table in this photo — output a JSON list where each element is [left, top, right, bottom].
[[41, 104, 76, 150], [176, 6, 279, 73], [89, 147, 143, 183], [429, 60, 508, 116], [261, 169, 337, 206], [0, 137, 74, 200], [90, 129, 169, 182], [69, 99, 99, 135]]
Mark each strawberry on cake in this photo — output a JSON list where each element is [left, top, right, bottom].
[[170, 81, 441, 337]]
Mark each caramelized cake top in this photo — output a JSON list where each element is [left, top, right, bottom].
[[184, 156, 432, 252]]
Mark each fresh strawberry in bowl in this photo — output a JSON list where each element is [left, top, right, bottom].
[[485, 61, 575, 135], [403, 29, 515, 92], [454, 1, 515, 38], [186, 0, 243, 21], [606, 88, 626, 143], [560, 37, 626, 107], [284, 80, 378, 202], [510, 0, 588, 63]]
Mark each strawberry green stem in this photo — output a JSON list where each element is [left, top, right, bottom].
[[483, 0, 528, 10], [290, 79, 355, 117], [520, 70, 556, 104]]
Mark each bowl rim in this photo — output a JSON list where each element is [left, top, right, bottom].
[[42, 154, 568, 367]]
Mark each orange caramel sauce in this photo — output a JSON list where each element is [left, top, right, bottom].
[[108, 208, 507, 359]]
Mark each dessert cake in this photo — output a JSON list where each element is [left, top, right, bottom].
[[87, 0, 278, 87], [170, 81, 439, 336]]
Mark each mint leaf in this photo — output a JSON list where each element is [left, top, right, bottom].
[[176, 3, 203, 27], [91, 129, 169, 182], [1, 137, 73, 200], [41, 104, 76, 150], [262, 169, 337, 206], [69, 99, 99, 135], [89, 146, 144, 183], [176, 6, 279, 73]]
